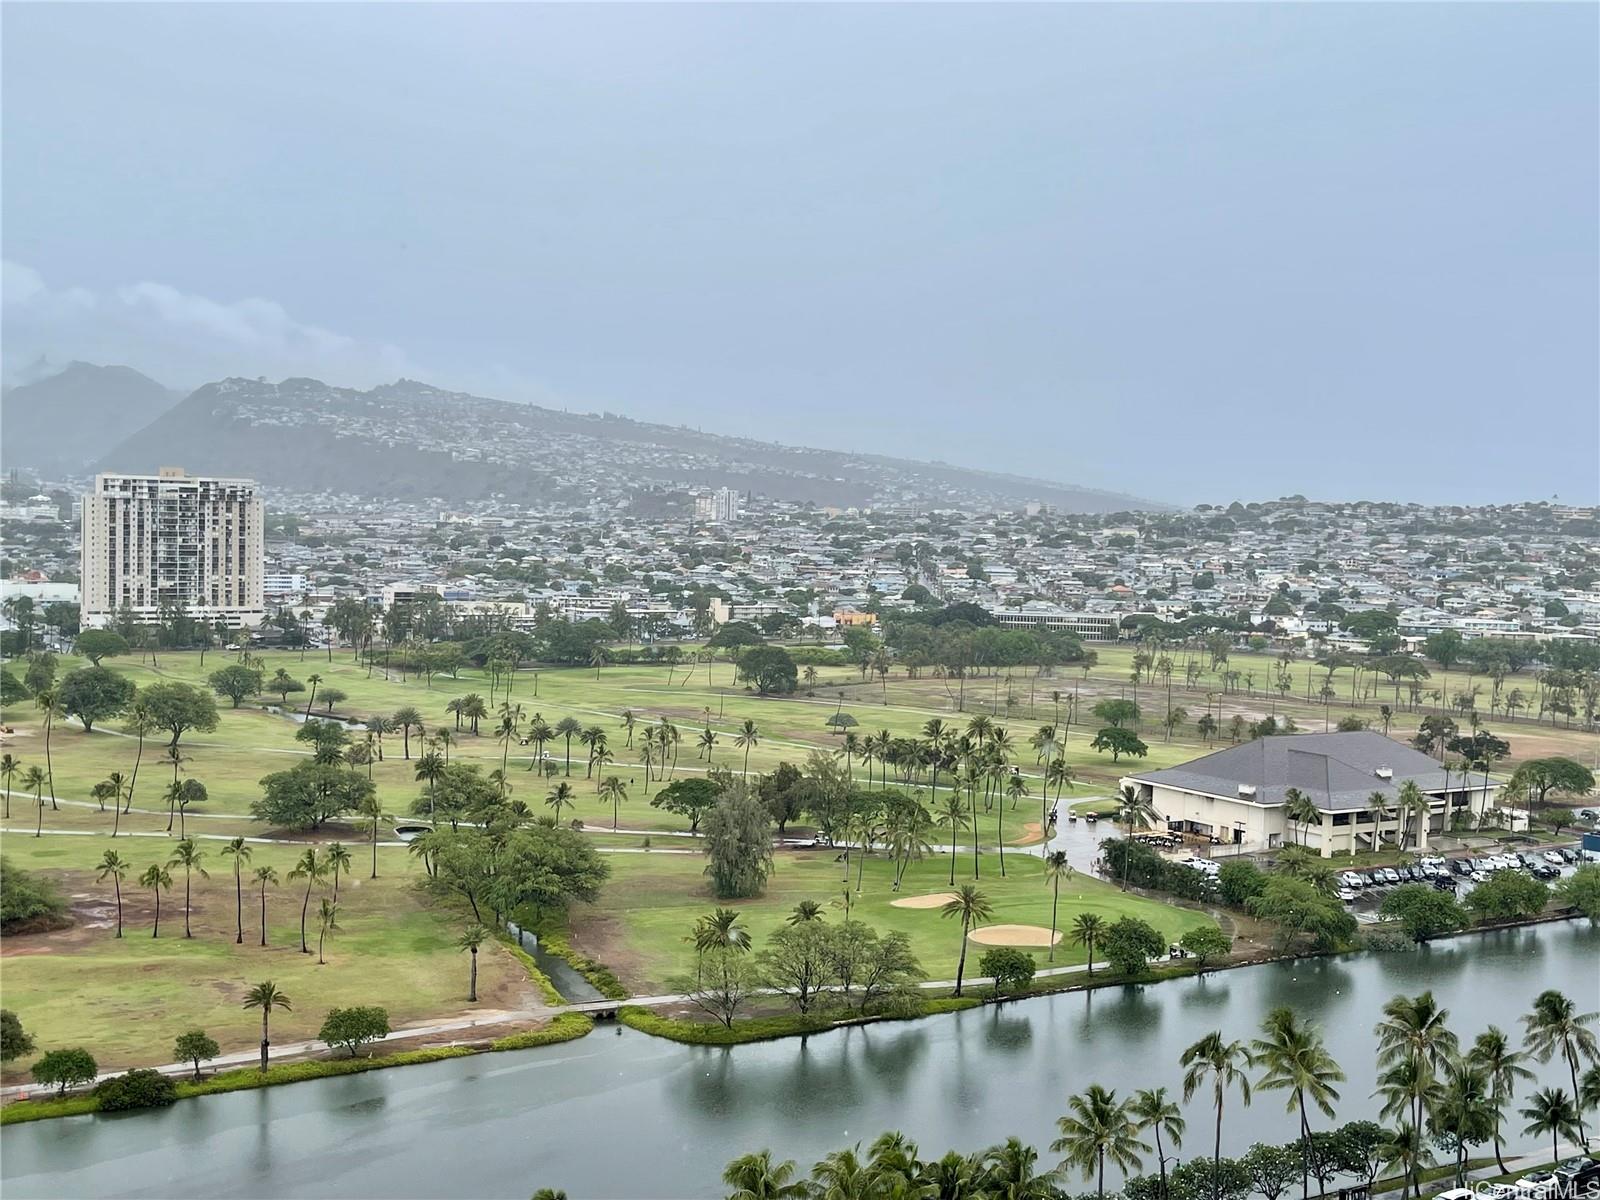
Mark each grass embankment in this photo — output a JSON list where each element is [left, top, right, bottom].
[[0, 1014, 593, 1125], [618, 998, 981, 1045]]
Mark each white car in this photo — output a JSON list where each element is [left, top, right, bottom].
[[1337, 888, 1358, 903], [1516, 1171, 1558, 1199], [1543, 850, 1565, 865]]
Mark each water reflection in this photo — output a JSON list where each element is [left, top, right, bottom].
[[982, 1008, 1034, 1054]]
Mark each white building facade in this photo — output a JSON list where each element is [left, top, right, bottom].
[[80, 468, 265, 629]]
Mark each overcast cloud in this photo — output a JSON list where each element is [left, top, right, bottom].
[[3, 3, 1596, 504]]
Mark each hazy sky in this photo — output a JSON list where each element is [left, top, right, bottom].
[[4, 3, 1596, 506]]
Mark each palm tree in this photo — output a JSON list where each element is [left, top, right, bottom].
[[1129, 1087, 1184, 1200], [221, 837, 252, 944], [735, 718, 760, 776], [22, 764, 47, 837], [0, 752, 18, 820], [242, 981, 291, 1072], [1283, 788, 1320, 850], [35, 686, 61, 811], [103, 770, 131, 838], [1115, 785, 1158, 890], [697, 726, 718, 763], [598, 775, 627, 831], [935, 796, 968, 887], [555, 716, 583, 776], [1043, 850, 1073, 962], [1520, 1087, 1582, 1169], [253, 865, 280, 946], [1432, 1056, 1497, 1188], [288, 848, 324, 954], [392, 706, 422, 758], [787, 900, 823, 924], [1072, 912, 1106, 977], [326, 841, 353, 902], [1253, 1008, 1345, 1198], [1365, 791, 1391, 852], [461, 694, 488, 736], [1469, 1025, 1535, 1174], [167, 838, 209, 938], [619, 709, 637, 747], [811, 1144, 873, 1200], [691, 907, 751, 958], [304, 673, 322, 715], [414, 751, 446, 823], [97, 850, 130, 937], [1522, 988, 1600, 1148], [1376, 991, 1458, 1199], [140, 863, 172, 937], [496, 703, 525, 787], [940, 884, 994, 997], [546, 780, 576, 824], [1051, 1084, 1148, 1199], [1181, 1032, 1255, 1200], [316, 897, 339, 964], [722, 1150, 804, 1200], [458, 924, 490, 1001]]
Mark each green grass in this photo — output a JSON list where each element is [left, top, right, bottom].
[[0, 1014, 593, 1124], [617, 997, 981, 1044], [0, 834, 532, 1074], [578, 845, 1212, 991]]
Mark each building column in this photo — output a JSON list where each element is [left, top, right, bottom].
[[1415, 808, 1430, 851]]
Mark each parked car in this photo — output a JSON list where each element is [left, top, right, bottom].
[[1544, 850, 1566, 865], [1515, 1171, 1557, 1199], [1337, 888, 1358, 903], [1450, 858, 1473, 876], [1431, 876, 1457, 893], [1556, 847, 1578, 863], [1381, 868, 1401, 884], [1340, 872, 1362, 889], [1533, 864, 1560, 881]]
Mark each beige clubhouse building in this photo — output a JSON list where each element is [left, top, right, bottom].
[[1122, 732, 1500, 857]]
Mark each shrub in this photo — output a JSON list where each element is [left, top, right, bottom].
[[1464, 869, 1549, 923], [1217, 860, 1268, 907], [173, 1029, 220, 1080], [489, 1014, 593, 1051], [94, 1069, 178, 1111], [1179, 925, 1233, 969], [0, 858, 70, 933], [1359, 924, 1415, 954], [31, 1047, 98, 1096], [318, 1006, 391, 1057], [1100, 917, 1168, 975], [1379, 884, 1466, 943], [978, 947, 1037, 996], [1, 1009, 36, 1063]]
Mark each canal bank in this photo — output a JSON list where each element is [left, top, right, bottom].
[[3, 919, 1594, 1199]]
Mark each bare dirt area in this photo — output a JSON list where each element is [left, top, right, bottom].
[[968, 923, 1062, 947]]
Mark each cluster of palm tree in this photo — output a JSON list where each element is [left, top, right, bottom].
[[719, 987, 1599, 1200], [93, 839, 353, 963]]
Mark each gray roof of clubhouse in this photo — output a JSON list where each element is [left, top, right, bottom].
[[1127, 732, 1486, 812]]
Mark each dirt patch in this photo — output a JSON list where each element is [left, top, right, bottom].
[[1012, 821, 1046, 846], [889, 891, 959, 910], [968, 923, 1062, 947]]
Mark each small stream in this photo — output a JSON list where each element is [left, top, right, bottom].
[[505, 921, 604, 1002]]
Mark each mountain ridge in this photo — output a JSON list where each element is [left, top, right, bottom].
[[1, 362, 179, 475]]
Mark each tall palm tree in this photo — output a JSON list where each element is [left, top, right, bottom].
[[1365, 791, 1391, 852], [1522, 989, 1600, 1148], [722, 1151, 804, 1200], [221, 837, 252, 944], [940, 884, 994, 997], [35, 686, 61, 811], [1044, 850, 1073, 962], [316, 897, 340, 964], [167, 838, 209, 938], [1072, 912, 1106, 977], [1520, 1088, 1582, 1169], [811, 1145, 873, 1200], [555, 716, 583, 776], [1129, 1087, 1185, 1200], [1051, 1084, 1148, 1200], [22, 764, 47, 837], [103, 770, 131, 838], [935, 796, 968, 887], [140, 863, 172, 937], [1181, 1032, 1255, 1200], [1375, 991, 1458, 1199], [697, 726, 718, 763], [254, 865, 280, 947], [325, 842, 353, 902], [1252, 1008, 1345, 1198], [496, 703, 525, 787], [735, 719, 760, 776], [414, 751, 446, 823], [304, 673, 322, 715], [242, 981, 291, 1072], [288, 848, 324, 954], [1432, 1056, 1497, 1188], [97, 850, 130, 938], [619, 709, 637, 747], [1469, 1025, 1535, 1174], [458, 924, 490, 1001], [1283, 788, 1320, 851], [0, 752, 18, 820], [1115, 785, 1159, 890], [598, 775, 628, 831], [981, 1136, 1057, 1200], [392, 706, 422, 758]]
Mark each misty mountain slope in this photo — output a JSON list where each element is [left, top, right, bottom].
[[2, 362, 179, 474], [96, 375, 1160, 511]]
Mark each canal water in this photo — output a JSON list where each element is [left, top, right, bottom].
[[3, 921, 1594, 1199]]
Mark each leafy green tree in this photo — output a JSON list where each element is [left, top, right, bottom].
[[701, 788, 774, 899], [737, 645, 799, 695], [173, 1029, 220, 1080], [1245, 876, 1356, 951], [979, 946, 1036, 997], [319, 1006, 390, 1057], [1101, 916, 1166, 976], [758, 920, 836, 1014], [74, 629, 128, 665], [0, 1009, 35, 1063], [137, 681, 220, 756], [1507, 757, 1595, 817], [1180, 925, 1232, 972], [1558, 864, 1600, 923], [685, 946, 759, 1028], [1240, 1142, 1299, 1200], [1092, 699, 1141, 728], [1379, 884, 1465, 943], [207, 664, 264, 708], [1376, 991, 1458, 1198], [243, 981, 291, 1072], [32, 1047, 98, 1096], [1090, 727, 1149, 763], [58, 666, 135, 733], [252, 761, 375, 831], [1464, 870, 1549, 923]]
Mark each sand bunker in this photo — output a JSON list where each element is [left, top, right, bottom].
[[968, 924, 1062, 947], [889, 891, 960, 909]]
